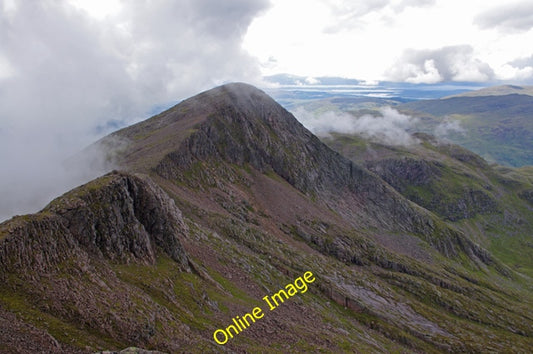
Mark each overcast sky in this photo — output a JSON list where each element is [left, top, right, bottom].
[[1, 0, 533, 220], [244, 0, 533, 83]]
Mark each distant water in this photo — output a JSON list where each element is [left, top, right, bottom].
[[263, 82, 488, 106]]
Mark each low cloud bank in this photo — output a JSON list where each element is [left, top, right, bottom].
[[0, 137, 120, 222], [293, 106, 419, 146]]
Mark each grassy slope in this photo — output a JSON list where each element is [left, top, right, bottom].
[[322, 132, 533, 280], [2, 150, 532, 352], [111, 85, 533, 351], [153, 160, 533, 352]]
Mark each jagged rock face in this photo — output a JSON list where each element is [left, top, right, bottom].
[[0, 171, 189, 278], [519, 189, 533, 205], [367, 158, 442, 186], [0, 172, 193, 352], [155, 83, 337, 193]]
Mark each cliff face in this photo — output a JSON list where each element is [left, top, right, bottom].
[[0, 172, 195, 352], [1, 172, 189, 274], [1, 83, 532, 353]]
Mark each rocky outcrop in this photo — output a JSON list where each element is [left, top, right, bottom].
[[519, 189, 533, 205], [0, 171, 193, 353], [366, 158, 442, 187], [0, 171, 189, 279], [366, 157, 499, 221]]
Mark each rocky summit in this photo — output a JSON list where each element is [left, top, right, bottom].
[[1, 83, 532, 353]]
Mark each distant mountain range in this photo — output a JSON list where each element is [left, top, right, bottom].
[[399, 90, 533, 166], [269, 77, 533, 167], [1, 83, 532, 352]]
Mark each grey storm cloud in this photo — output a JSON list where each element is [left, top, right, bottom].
[[0, 0, 269, 221], [475, 1, 533, 32], [387, 45, 495, 83]]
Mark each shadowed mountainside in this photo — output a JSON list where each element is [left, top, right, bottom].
[[323, 131, 533, 278]]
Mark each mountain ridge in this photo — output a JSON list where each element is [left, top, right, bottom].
[[121, 83, 496, 263], [443, 84, 533, 98]]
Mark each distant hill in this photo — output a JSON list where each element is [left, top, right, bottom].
[[399, 93, 533, 166], [444, 85, 533, 98]]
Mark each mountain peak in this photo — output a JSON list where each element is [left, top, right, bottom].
[[102, 83, 293, 172], [97, 82, 494, 262], [208, 81, 268, 97], [182, 82, 274, 112]]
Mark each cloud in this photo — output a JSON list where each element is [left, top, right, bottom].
[[434, 119, 465, 140], [391, 0, 435, 12], [475, 1, 533, 32], [0, 0, 268, 221], [323, 0, 435, 33], [500, 54, 533, 81], [387, 45, 495, 83], [325, 0, 435, 18], [509, 54, 533, 69], [305, 76, 320, 85], [293, 106, 419, 146]]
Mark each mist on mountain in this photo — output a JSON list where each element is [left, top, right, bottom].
[[0, 0, 267, 221], [292, 106, 419, 145]]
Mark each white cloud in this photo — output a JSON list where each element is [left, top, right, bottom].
[[475, 1, 533, 32], [0, 0, 268, 221], [434, 119, 465, 139], [397, 59, 443, 84], [0, 54, 13, 79], [293, 106, 419, 146], [244, 0, 533, 82], [323, 0, 436, 33], [509, 54, 533, 69], [305, 76, 320, 84], [391, 0, 436, 12], [387, 45, 495, 83]]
